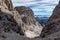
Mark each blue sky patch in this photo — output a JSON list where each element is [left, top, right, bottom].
[[12, 0, 59, 17]]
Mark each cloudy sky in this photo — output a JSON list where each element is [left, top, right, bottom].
[[12, 0, 59, 17]]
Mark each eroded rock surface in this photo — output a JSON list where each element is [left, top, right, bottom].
[[15, 6, 43, 38], [41, 1, 60, 37], [0, 0, 13, 11]]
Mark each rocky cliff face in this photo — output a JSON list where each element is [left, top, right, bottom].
[[0, 0, 43, 39], [14, 6, 43, 38], [15, 6, 35, 25], [0, 0, 13, 11], [0, 0, 60, 40], [4, 0, 13, 11], [0, 0, 24, 35], [41, 1, 60, 37]]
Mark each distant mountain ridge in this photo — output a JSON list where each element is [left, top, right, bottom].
[[35, 16, 49, 26], [35, 15, 50, 17]]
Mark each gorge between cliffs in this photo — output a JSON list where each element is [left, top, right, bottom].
[[0, 0, 60, 40]]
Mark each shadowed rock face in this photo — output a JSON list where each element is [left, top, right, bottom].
[[0, 0, 22, 33], [0, 0, 25, 36], [0, 11, 23, 34], [40, 1, 60, 37], [15, 6, 43, 38]]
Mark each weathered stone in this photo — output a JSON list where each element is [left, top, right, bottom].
[[4, 0, 13, 11], [15, 6, 35, 25], [0, 0, 13, 11], [0, 0, 43, 38], [41, 1, 60, 37], [15, 6, 43, 38]]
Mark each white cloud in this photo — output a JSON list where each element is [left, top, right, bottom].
[[12, 0, 59, 15], [12, 0, 41, 6]]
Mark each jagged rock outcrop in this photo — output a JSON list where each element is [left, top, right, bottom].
[[0, 0, 13, 11], [4, 0, 13, 11], [0, 0, 43, 39], [15, 6, 43, 38], [15, 6, 35, 25], [41, 1, 60, 37], [0, 0, 24, 35]]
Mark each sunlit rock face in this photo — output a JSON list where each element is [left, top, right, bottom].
[[41, 1, 60, 37], [4, 0, 13, 11], [0, 0, 13, 11], [15, 6, 43, 38]]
